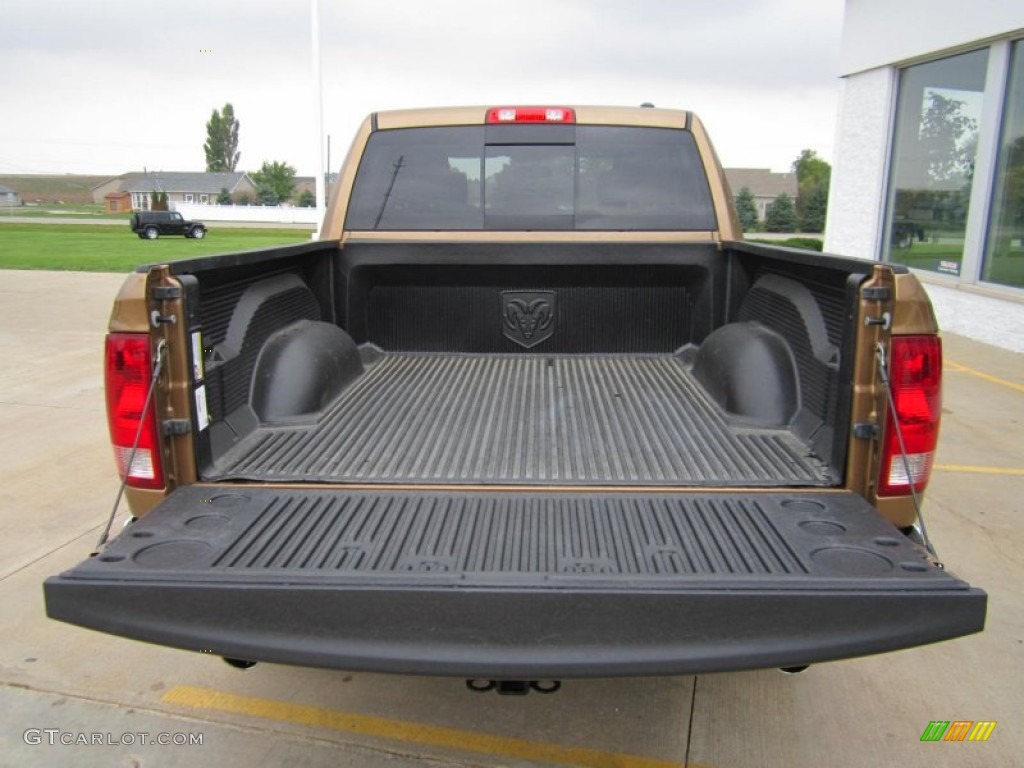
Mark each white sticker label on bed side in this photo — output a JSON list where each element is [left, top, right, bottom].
[[194, 385, 210, 432], [191, 331, 205, 382]]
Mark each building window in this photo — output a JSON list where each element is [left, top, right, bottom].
[[199, 194, 209, 204], [184, 194, 194, 203], [883, 49, 989, 276], [983, 40, 1024, 289]]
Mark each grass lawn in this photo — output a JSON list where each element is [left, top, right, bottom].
[[888, 242, 964, 272], [0, 204, 131, 220], [747, 237, 823, 251], [890, 241, 1024, 287], [0, 222, 311, 272]]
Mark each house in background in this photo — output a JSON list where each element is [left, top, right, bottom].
[[103, 191, 131, 213], [723, 168, 798, 221], [292, 173, 339, 205], [0, 183, 21, 207], [292, 176, 316, 203], [92, 172, 257, 213]]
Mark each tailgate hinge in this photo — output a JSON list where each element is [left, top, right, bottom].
[[151, 285, 182, 301], [162, 419, 192, 437], [861, 286, 891, 302], [862, 283, 892, 329]]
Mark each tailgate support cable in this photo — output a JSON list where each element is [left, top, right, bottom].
[[875, 342, 939, 561], [92, 339, 167, 556]]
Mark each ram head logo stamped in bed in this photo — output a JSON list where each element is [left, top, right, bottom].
[[502, 290, 555, 348]]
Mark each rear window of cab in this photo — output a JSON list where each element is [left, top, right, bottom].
[[345, 125, 716, 231]]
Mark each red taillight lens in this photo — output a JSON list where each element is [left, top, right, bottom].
[[878, 335, 942, 497], [105, 333, 164, 490], [486, 107, 576, 124]]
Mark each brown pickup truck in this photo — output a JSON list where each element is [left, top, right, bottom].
[[46, 105, 985, 683]]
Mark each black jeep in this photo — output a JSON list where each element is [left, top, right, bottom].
[[129, 211, 207, 240]]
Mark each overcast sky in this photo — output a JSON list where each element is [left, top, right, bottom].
[[0, 0, 845, 178]]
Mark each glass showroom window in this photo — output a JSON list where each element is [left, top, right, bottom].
[[983, 41, 1024, 289], [883, 50, 989, 276]]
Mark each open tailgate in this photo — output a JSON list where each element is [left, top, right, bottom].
[[45, 485, 986, 677]]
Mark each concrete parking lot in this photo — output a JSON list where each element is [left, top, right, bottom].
[[0, 269, 1020, 767]]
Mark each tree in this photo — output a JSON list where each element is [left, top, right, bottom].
[[204, 104, 240, 172], [793, 149, 831, 190], [792, 149, 831, 233], [296, 189, 316, 208], [255, 185, 279, 206], [798, 184, 829, 233], [216, 187, 232, 205], [985, 135, 1024, 274], [151, 190, 169, 211], [765, 192, 798, 232], [1003, 137, 1024, 229], [919, 92, 978, 183], [735, 186, 759, 231], [250, 160, 297, 204]]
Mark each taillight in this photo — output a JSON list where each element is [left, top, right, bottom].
[[878, 335, 942, 497], [486, 106, 575, 124], [105, 333, 164, 490]]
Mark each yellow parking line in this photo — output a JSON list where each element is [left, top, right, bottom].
[[162, 685, 687, 768], [946, 360, 1024, 394], [934, 464, 1024, 476]]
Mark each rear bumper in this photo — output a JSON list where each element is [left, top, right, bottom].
[[46, 578, 986, 678], [45, 486, 986, 678]]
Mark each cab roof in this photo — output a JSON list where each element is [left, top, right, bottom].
[[373, 105, 691, 131]]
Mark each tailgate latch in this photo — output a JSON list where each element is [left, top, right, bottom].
[[864, 311, 891, 329]]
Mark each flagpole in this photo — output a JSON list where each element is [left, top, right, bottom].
[[311, 0, 326, 239]]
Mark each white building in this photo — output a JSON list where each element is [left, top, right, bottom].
[[826, 1, 1024, 296]]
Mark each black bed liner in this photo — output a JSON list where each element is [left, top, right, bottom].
[[45, 485, 986, 678], [208, 352, 834, 486]]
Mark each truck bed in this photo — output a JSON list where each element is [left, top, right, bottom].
[[209, 351, 834, 486]]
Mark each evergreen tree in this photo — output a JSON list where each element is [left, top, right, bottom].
[[735, 186, 759, 231], [799, 184, 829, 233], [150, 190, 169, 211], [765, 192, 798, 232], [204, 104, 240, 172], [255, 184, 279, 206], [216, 187, 232, 205]]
